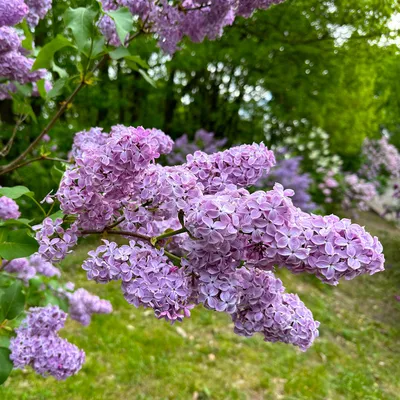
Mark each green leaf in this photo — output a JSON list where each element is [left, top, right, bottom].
[[36, 79, 47, 99], [91, 37, 106, 58], [48, 210, 64, 221], [50, 165, 65, 184], [47, 78, 67, 99], [124, 58, 139, 71], [14, 82, 33, 97], [19, 20, 33, 51], [0, 229, 39, 260], [0, 348, 13, 385], [64, 7, 98, 54], [107, 7, 133, 45], [33, 35, 74, 70], [0, 186, 30, 199], [109, 47, 131, 60], [138, 69, 157, 88], [0, 219, 32, 229], [0, 281, 25, 321], [52, 63, 69, 79], [11, 98, 37, 123], [0, 334, 11, 349], [125, 55, 149, 69]]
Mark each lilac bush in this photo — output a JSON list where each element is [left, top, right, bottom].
[[28, 126, 384, 359], [0, 0, 388, 386]]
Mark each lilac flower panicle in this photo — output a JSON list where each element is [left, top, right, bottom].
[[0, 51, 46, 84], [83, 240, 194, 322], [70, 127, 109, 159], [10, 306, 85, 380], [4, 258, 36, 282], [0, 26, 21, 53], [25, 0, 52, 28], [0, 0, 29, 27], [67, 288, 112, 326], [232, 268, 319, 351], [185, 143, 276, 194], [57, 125, 173, 230], [29, 253, 61, 277], [33, 218, 79, 263], [22, 305, 67, 335], [0, 196, 21, 220]]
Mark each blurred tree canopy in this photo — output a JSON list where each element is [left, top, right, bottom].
[[1, 0, 400, 196]]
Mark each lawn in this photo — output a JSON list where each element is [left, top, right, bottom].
[[1, 212, 400, 400]]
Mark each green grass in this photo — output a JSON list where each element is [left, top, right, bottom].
[[1, 212, 400, 399]]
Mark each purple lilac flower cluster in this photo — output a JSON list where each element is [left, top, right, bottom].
[[342, 174, 377, 212], [33, 218, 79, 263], [0, 0, 50, 98], [232, 268, 319, 351], [66, 288, 112, 326], [3, 253, 60, 283], [0, 195, 21, 220], [83, 240, 193, 322], [25, 0, 52, 28], [99, 0, 285, 53], [360, 136, 400, 182], [185, 143, 276, 194], [33, 124, 385, 351], [0, 0, 28, 27], [56, 125, 173, 231], [10, 306, 85, 380], [166, 129, 227, 165], [256, 148, 315, 212]]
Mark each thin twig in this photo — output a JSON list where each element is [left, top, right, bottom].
[[0, 81, 85, 175], [0, 29, 145, 176], [81, 229, 151, 242], [0, 115, 27, 157], [0, 155, 71, 174], [155, 227, 188, 241]]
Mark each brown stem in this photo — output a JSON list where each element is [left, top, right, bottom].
[[0, 81, 85, 176], [81, 229, 151, 242], [0, 115, 27, 157], [0, 155, 71, 174]]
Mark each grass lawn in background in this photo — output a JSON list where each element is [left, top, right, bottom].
[[1, 211, 400, 400]]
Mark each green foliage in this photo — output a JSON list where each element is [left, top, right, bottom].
[[0, 348, 13, 386], [46, 78, 67, 99], [32, 35, 74, 70], [0, 229, 38, 260], [0, 187, 31, 200], [0, 281, 25, 322], [64, 7, 99, 55], [106, 7, 134, 45]]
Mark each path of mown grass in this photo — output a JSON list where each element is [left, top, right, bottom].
[[1, 212, 400, 400]]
